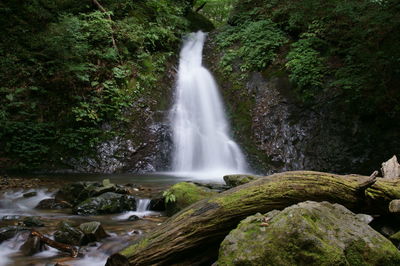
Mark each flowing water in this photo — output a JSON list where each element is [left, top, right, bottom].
[[0, 175, 168, 266], [170, 31, 247, 180]]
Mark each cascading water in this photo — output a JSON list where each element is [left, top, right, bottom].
[[170, 31, 247, 180]]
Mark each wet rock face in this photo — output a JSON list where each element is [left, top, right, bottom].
[[218, 201, 400, 266], [247, 72, 362, 174], [204, 34, 399, 175]]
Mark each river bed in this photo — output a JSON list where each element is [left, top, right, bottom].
[[0, 173, 187, 266]]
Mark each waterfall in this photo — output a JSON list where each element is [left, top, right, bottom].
[[170, 31, 247, 180], [136, 198, 151, 212]]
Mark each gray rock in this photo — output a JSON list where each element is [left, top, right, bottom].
[[355, 213, 374, 224], [389, 199, 400, 213], [35, 198, 72, 209], [0, 226, 29, 243], [20, 235, 45, 256], [23, 216, 45, 227], [79, 221, 108, 243], [128, 215, 140, 221], [54, 221, 84, 246], [218, 201, 400, 266], [223, 174, 260, 187], [73, 192, 136, 215], [23, 191, 37, 198], [382, 155, 400, 178]]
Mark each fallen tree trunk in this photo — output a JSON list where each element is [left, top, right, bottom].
[[365, 178, 400, 212], [106, 171, 379, 266], [31, 230, 78, 257]]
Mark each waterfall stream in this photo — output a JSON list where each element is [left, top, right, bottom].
[[170, 31, 247, 180]]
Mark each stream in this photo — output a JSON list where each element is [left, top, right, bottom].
[[0, 173, 185, 266]]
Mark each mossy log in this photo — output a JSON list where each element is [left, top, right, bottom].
[[365, 178, 400, 212], [106, 171, 380, 266]]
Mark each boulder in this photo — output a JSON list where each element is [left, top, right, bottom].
[[23, 216, 45, 227], [20, 235, 45, 256], [35, 198, 72, 209], [54, 221, 84, 246], [381, 155, 400, 178], [73, 192, 136, 215], [164, 182, 217, 216], [128, 215, 140, 221], [218, 201, 400, 266], [389, 199, 400, 213], [79, 221, 108, 243], [23, 191, 37, 198], [0, 226, 29, 243], [223, 174, 260, 187], [55, 180, 120, 206]]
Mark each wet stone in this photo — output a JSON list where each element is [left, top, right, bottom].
[[35, 198, 72, 210], [0, 225, 30, 243], [23, 191, 38, 198], [20, 235, 45, 256], [54, 221, 84, 246], [128, 215, 140, 221], [79, 221, 108, 243], [23, 216, 45, 227]]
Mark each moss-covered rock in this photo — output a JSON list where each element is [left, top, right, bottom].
[[164, 182, 217, 216], [73, 192, 136, 215], [54, 221, 84, 246], [79, 221, 108, 244], [223, 174, 260, 187], [218, 201, 400, 266]]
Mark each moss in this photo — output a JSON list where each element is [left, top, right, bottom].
[[120, 238, 149, 257], [165, 182, 217, 216]]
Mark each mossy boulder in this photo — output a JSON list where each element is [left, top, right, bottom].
[[23, 216, 45, 227], [73, 192, 136, 215], [79, 221, 108, 244], [218, 201, 400, 266], [223, 174, 260, 187], [55, 179, 123, 206], [54, 221, 84, 246], [164, 182, 217, 216]]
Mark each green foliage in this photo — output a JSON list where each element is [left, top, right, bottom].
[[286, 33, 327, 101], [195, 0, 235, 27], [0, 0, 189, 169], [163, 190, 177, 204], [217, 0, 400, 116], [216, 19, 287, 73]]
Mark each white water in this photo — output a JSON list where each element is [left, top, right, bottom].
[[114, 198, 154, 220], [0, 189, 54, 216], [170, 31, 247, 180]]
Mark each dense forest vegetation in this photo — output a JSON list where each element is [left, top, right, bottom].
[[0, 0, 195, 169], [1, 0, 399, 172], [217, 0, 400, 111], [212, 0, 400, 173]]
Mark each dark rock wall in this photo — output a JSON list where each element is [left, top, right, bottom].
[[204, 34, 396, 175]]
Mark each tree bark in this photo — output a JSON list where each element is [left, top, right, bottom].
[[31, 230, 79, 257], [365, 177, 400, 212], [106, 171, 379, 266]]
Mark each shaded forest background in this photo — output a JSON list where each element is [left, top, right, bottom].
[[0, 0, 399, 172]]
